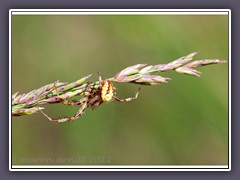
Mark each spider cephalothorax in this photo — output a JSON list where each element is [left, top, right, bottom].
[[39, 73, 141, 123]]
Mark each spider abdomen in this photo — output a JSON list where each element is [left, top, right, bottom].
[[101, 80, 114, 102]]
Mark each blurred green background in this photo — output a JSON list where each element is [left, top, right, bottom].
[[12, 14, 228, 166]]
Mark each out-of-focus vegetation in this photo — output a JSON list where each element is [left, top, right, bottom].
[[12, 14, 228, 165]]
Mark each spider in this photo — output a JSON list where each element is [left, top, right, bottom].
[[39, 73, 141, 123]]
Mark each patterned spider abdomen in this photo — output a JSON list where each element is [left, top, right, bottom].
[[101, 80, 114, 102]]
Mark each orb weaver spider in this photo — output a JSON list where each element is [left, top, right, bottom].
[[39, 73, 141, 123]]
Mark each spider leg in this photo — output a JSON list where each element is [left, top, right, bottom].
[[39, 82, 94, 123], [39, 100, 88, 123], [56, 82, 92, 106], [58, 96, 87, 106], [88, 95, 103, 109], [97, 72, 103, 82], [113, 86, 141, 102]]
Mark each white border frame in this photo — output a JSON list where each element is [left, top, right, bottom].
[[9, 9, 231, 171]]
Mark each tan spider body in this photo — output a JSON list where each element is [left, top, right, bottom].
[[101, 80, 114, 102], [40, 74, 141, 123]]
